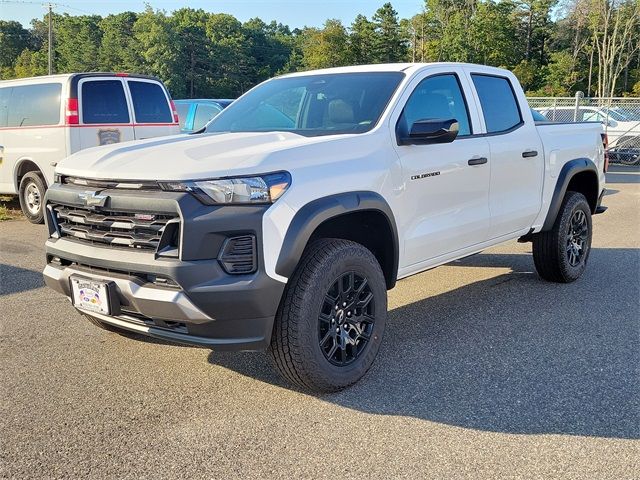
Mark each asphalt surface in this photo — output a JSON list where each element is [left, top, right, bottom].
[[1, 165, 639, 479]]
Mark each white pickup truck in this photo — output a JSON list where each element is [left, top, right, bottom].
[[43, 63, 607, 392]]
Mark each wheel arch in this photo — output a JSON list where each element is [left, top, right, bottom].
[[542, 158, 599, 231], [275, 191, 399, 289], [14, 158, 46, 191]]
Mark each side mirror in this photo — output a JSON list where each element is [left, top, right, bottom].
[[398, 118, 459, 145]]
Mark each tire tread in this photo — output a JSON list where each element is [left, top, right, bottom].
[[533, 191, 591, 283], [269, 238, 385, 392]]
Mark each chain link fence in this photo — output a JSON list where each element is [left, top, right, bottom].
[[528, 95, 640, 165]]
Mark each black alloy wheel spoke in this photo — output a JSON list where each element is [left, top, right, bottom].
[[318, 271, 375, 366], [566, 210, 589, 267]]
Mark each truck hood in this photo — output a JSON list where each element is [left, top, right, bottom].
[[56, 131, 343, 181]]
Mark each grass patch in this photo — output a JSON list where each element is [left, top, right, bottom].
[[0, 196, 22, 221]]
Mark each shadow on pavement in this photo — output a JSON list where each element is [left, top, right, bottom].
[[208, 247, 640, 440], [0, 264, 44, 295]]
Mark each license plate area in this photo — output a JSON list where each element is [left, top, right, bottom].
[[70, 276, 118, 315]]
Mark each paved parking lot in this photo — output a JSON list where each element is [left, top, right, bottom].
[[1, 166, 638, 479]]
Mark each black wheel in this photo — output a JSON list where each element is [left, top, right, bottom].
[[269, 238, 387, 392], [18, 171, 46, 224], [532, 191, 592, 283]]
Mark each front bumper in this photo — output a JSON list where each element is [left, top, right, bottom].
[[43, 183, 285, 350]]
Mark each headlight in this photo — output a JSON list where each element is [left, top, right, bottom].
[[159, 171, 291, 205]]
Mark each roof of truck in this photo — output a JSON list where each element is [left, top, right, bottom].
[[280, 62, 511, 77]]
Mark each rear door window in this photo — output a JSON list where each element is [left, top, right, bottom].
[[81, 80, 130, 124], [127, 81, 172, 124], [7, 83, 61, 127], [471, 74, 522, 133]]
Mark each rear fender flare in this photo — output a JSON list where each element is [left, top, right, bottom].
[[542, 158, 598, 231]]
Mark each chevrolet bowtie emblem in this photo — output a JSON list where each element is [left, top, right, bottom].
[[78, 191, 108, 209]]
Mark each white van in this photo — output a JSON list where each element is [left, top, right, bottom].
[[0, 73, 180, 223]]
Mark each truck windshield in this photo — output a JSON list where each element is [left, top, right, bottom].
[[205, 72, 404, 136]]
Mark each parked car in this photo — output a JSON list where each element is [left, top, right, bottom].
[[43, 63, 607, 392], [609, 107, 638, 121], [0, 73, 180, 223], [174, 99, 233, 133]]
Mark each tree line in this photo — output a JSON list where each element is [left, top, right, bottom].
[[0, 0, 638, 98]]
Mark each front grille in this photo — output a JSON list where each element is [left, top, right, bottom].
[[52, 205, 177, 251], [62, 176, 161, 190]]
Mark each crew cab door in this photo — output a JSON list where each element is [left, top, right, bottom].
[[392, 70, 491, 268], [467, 72, 544, 239]]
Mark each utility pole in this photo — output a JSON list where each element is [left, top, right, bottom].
[[47, 3, 53, 75]]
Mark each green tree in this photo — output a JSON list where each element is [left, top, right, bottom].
[[372, 3, 408, 63], [300, 19, 351, 69], [172, 8, 211, 97], [349, 15, 376, 64], [421, 0, 476, 62], [53, 14, 103, 72], [133, 8, 184, 96], [1, 2, 638, 97], [12, 49, 47, 78], [99, 12, 141, 72], [206, 14, 253, 96], [244, 18, 291, 80], [538, 51, 581, 95], [0, 20, 34, 77], [470, 1, 519, 66]]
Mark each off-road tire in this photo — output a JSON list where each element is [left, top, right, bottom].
[[269, 238, 387, 392], [533, 191, 592, 283], [18, 171, 46, 224]]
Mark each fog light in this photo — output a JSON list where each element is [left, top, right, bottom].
[[219, 235, 257, 274]]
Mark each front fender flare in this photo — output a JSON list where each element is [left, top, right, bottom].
[[275, 191, 399, 287]]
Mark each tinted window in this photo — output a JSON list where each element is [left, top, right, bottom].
[[207, 72, 404, 136], [7, 83, 61, 127], [0, 87, 10, 127], [82, 80, 129, 124], [401, 74, 471, 136], [128, 81, 172, 123], [471, 75, 522, 133], [193, 103, 222, 130]]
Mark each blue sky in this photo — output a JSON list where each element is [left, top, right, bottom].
[[1, 0, 424, 28]]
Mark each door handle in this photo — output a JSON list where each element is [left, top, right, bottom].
[[522, 150, 538, 158], [468, 156, 488, 166]]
